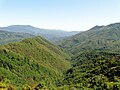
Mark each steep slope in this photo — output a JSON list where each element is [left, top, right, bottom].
[[60, 51, 120, 90], [0, 36, 70, 89], [0, 30, 34, 45], [59, 23, 120, 55], [1, 25, 79, 42]]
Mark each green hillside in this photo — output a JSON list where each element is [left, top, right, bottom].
[[0, 36, 70, 89], [0, 30, 34, 45], [57, 23, 120, 90], [59, 23, 120, 55], [1, 23, 120, 90], [60, 51, 120, 90]]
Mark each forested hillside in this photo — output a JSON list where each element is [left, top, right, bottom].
[[56, 23, 120, 90], [0, 36, 70, 89], [1, 23, 120, 90], [0, 30, 34, 45], [1, 0, 120, 89], [60, 51, 120, 90], [59, 23, 120, 55]]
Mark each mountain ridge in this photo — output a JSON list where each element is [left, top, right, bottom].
[[0, 30, 34, 45], [59, 22, 120, 55], [1, 25, 79, 42]]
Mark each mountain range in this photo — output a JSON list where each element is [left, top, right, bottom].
[[0, 25, 79, 42], [1, 22, 120, 89]]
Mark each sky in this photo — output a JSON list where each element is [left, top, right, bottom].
[[0, 0, 120, 31]]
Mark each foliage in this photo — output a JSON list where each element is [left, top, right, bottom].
[[0, 36, 70, 89], [1, 22, 120, 90], [59, 23, 120, 55], [61, 51, 120, 89], [0, 30, 34, 45]]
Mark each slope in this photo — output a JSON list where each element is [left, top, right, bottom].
[[0, 30, 34, 45], [60, 51, 120, 90], [59, 23, 120, 55], [0, 36, 70, 89]]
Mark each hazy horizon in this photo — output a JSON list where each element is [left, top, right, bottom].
[[0, 0, 120, 31]]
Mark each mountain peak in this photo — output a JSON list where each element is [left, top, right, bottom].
[[90, 25, 104, 30]]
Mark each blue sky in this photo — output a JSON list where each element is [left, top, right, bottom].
[[0, 0, 120, 31]]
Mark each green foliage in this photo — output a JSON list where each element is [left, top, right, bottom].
[[0, 36, 71, 89], [0, 77, 16, 90], [2, 23, 120, 90], [61, 51, 120, 89], [0, 30, 34, 45], [58, 23, 120, 89], [59, 23, 120, 55]]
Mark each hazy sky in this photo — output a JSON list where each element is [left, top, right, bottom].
[[0, 0, 120, 31]]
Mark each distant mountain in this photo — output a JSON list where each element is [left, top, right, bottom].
[[1, 25, 79, 42], [0, 36, 70, 89], [59, 23, 120, 55], [0, 30, 34, 45]]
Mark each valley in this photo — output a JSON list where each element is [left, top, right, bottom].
[[0, 23, 120, 90]]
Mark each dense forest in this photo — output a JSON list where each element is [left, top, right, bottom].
[[61, 51, 120, 89], [0, 23, 120, 90], [59, 23, 120, 55], [0, 36, 70, 89]]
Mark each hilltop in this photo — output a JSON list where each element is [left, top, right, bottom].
[[0, 36, 70, 89]]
